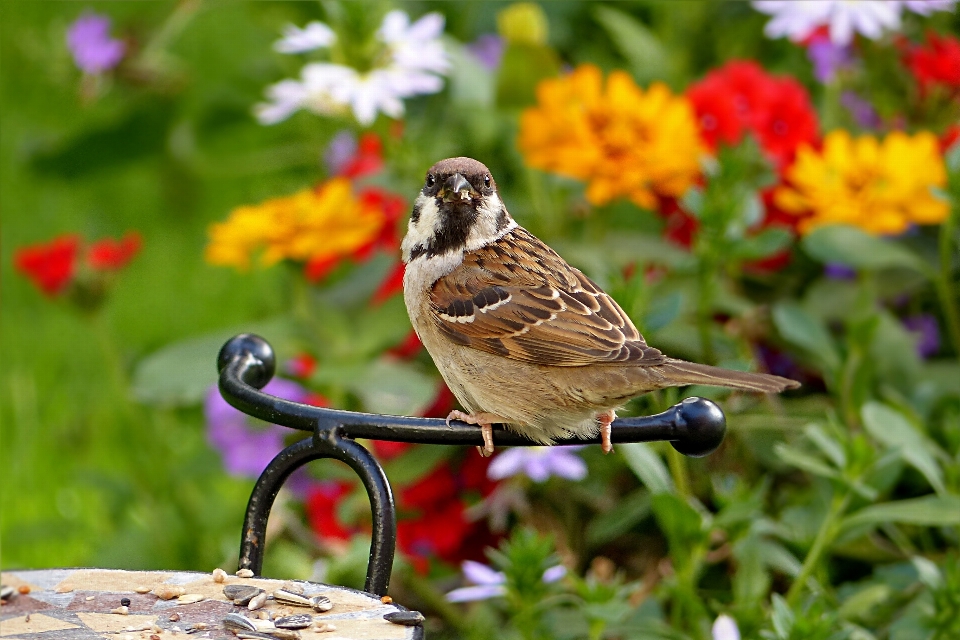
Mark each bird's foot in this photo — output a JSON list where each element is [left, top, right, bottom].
[[597, 410, 616, 454], [445, 410, 502, 457]]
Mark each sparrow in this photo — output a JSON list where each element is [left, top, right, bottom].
[[401, 157, 800, 456]]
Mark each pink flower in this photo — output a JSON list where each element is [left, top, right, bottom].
[[66, 12, 125, 74]]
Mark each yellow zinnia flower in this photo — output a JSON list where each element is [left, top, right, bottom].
[[205, 177, 386, 270], [775, 130, 949, 235], [519, 64, 705, 209]]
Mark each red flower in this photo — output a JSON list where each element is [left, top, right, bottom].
[[387, 330, 423, 359], [355, 188, 406, 258], [940, 124, 960, 153], [371, 261, 405, 305], [306, 481, 356, 542], [14, 235, 80, 296], [285, 353, 317, 379], [339, 133, 384, 179], [902, 32, 960, 95], [87, 231, 142, 270], [686, 60, 819, 169]]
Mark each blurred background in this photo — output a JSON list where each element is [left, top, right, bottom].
[[3, 2, 959, 638]]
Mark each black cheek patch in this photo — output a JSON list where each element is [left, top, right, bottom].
[[410, 202, 423, 224]]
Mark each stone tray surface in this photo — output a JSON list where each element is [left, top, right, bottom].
[[0, 569, 419, 640]]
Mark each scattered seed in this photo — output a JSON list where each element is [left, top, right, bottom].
[[111, 606, 130, 616], [310, 596, 332, 613], [224, 585, 263, 606], [120, 597, 131, 607], [55, 586, 74, 593], [312, 622, 336, 633], [153, 586, 186, 601], [247, 592, 268, 611], [271, 589, 312, 607], [278, 582, 303, 595], [234, 632, 277, 640], [249, 619, 276, 633], [223, 613, 257, 633], [178, 594, 205, 605], [380, 595, 392, 604], [273, 615, 312, 630], [186, 623, 208, 634], [18, 586, 31, 595], [384, 611, 424, 626], [134, 586, 151, 594], [169, 613, 181, 622], [1, 585, 14, 600], [25, 614, 31, 623], [267, 629, 300, 640], [151, 635, 161, 640], [85, 596, 96, 601], [235, 569, 254, 578], [251, 611, 271, 621]]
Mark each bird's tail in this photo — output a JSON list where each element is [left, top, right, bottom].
[[659, 359, 800, 393]]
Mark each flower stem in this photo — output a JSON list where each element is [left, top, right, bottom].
[[785, 491, 851, 607], [141, 0, 203, 60], [936, 206, 960, 364], [667, 447, 691, 498]]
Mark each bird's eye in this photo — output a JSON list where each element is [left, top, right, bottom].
[[425, 174, 436, 188], [483, 174, 491, 187]]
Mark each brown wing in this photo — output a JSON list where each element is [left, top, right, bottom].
[[429, 228, 665, 367]]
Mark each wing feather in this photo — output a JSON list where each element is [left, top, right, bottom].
[[429, 228, 664, 367]]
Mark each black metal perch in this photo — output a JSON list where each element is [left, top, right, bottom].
[[217, 333, 727, 597]]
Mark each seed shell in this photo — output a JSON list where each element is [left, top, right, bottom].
[[274, 615, 312, 630], [235, 633, 278, 640], [271, 589, 312, 607], [310, 595, 333, 612], [1, 586, 15, 600], [278, 582, 303, 595], [224, 585, 264, 605], [247, 592, 268, 611], [153, 585, 186, 601], [384, 610, 425, 626], [236, 569, 255, 578], [223, 613, 257, 633], [177, 594, 205, 605]]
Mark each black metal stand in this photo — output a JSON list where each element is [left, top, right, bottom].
[[217, 333, 727, 596]]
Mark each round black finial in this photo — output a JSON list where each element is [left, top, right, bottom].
[[669, 397, 727, 458], [217, 334, 276, 390]]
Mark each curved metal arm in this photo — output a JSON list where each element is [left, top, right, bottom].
[[217, 333, 727, 594], [217, 333, 727, 456]]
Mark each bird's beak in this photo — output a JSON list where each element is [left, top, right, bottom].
[[440, 173, 477, 202]]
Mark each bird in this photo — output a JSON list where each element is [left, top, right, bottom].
[[401, 157, 800, 456]]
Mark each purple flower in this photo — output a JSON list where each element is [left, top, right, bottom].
[[324, 131, 357, 175], [712, 614, 741, 640], [445, 560, 566, 602], [467, 34, 505, 70], [841, 91, 882, 130], [205, 378, 316, 495], [66, 12, 125, 74], [824, 262, 857, 280], [903, 314, 940, 358], [487, 446, 587, 483], [807, 38, 854, 83]]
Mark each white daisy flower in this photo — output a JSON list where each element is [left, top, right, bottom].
[[274, 21, 336, 54], [752, 1, 903, 46]]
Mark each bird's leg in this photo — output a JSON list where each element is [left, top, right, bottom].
[[596, 410, 616, 454], [446, 410, 503, 457]]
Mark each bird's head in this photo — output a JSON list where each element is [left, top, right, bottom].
[[401, 157, 514, 263]]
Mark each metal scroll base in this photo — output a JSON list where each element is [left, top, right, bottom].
[[217, 333, 727, 597]]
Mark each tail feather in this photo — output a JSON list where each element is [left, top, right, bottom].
[[660, 359, 800, 394]]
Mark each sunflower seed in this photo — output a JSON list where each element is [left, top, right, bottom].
[[235, 633, 277, 640], [310, 596, 333, 612], [384, 611, 424, 626], [177, 594, 205, 605], [1, 586, 15, 600], [222, 614, 257, 633], [134, 586, 151, 594], [224, 585, 263, 606], [271, 589, 312, 607], [278, 582, 303, 595], [273, 615, 312, 630], [265, 630, 300, 640], [247, 592, 268, 611]]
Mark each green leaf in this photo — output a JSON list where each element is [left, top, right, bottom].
[[772, 302, 841, 373], [804, 424, 846, 469], [732, 534, 771, 605], [350, 359, 439, 418], [731, 227, 793, 260], [838, 583, 892, 621], [770, 594, 795, 639], [651, 494, 706, 558], [801, 225, 928, 274], [774, 443, 840, 480], [620, 443, 674, 495], [592, 6, 670, 84], [840, 495, 960, 533], [131, 318, 296, 406], [586, 489, 652, 547], [861, 402, 946, 495]]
